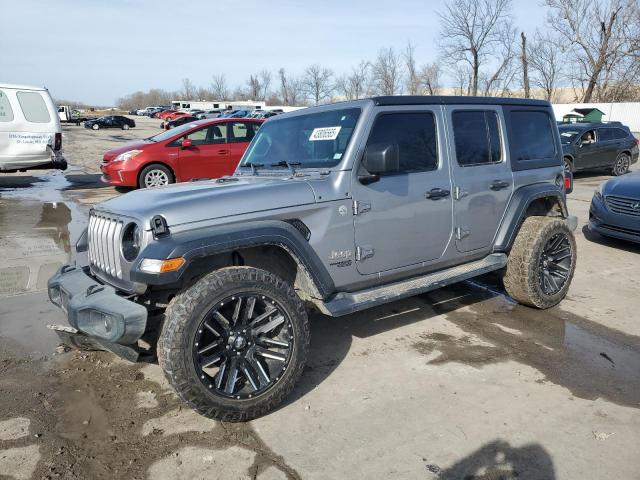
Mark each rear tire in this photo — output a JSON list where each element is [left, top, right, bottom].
[[503, 216, 576, 309], [122, 124, 130, 130], [612, 152, 630, 176], [92, 124, 99, 130], [157, 267, 310, 421], [563, 157, 574, 173]]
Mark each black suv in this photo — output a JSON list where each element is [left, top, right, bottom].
[[559, 122, 639, 176]]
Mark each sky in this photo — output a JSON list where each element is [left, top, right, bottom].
[[1, 0, 549, 105]]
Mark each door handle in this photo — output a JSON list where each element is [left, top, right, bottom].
[[217, 149, 230, 155], [489, 180, 510, 191], [425, 188, 450, 200]]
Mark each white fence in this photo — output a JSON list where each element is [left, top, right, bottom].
[[553, 102, 640, 133]]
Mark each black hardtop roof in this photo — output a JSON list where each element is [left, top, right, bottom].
[[371, 95, 551, 107]]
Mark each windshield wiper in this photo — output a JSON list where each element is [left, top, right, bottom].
[[244, 161, 264, 175], [270, 160, 301, 175]]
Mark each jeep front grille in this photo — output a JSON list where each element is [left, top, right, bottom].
[[88, 212, 124, 279], [605, 195, 640, 217]]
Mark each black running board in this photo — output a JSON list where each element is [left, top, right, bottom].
[[318, 253, 508, 317]]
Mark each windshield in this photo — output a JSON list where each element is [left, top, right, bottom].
[[559, 130, 580, 145], [148, 122, 200, 142], [240, 107, 361, 169]]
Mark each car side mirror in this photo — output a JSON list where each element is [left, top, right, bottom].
[[361, 143, 399, 182], [181, 138, 193, 149]]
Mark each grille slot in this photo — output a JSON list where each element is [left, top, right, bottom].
[[605, 195, 640, 217], [88, 212, 124, 279]]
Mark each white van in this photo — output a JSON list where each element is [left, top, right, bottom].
[[0, 83, 66, 172]]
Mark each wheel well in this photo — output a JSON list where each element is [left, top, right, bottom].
[[138, 162, 175, 186], [179, 245, 323, 302], [523, 196, 566, 220], [563, 155, 574, 170]]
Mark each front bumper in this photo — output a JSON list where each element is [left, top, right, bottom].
[[588, 196, 640, 244], [100, 161, 138, 186], [47, 265, 147, 345]]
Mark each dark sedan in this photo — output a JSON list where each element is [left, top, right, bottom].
[[589, 171, 640, 244], [559, 122, 639, 176], [160, 115, 198, 130], [84, 115, 136, 131]]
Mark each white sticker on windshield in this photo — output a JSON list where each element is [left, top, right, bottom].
[[309, 126, 341, 141]]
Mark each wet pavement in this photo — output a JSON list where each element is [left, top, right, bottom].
[[0, 166, 639, 479]]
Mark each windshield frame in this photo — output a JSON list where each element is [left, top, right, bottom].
[[238, 106, 363, 172]]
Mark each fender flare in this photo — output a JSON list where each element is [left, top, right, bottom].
[[493, 183, 568, 252], [130, 220, 335, 298]]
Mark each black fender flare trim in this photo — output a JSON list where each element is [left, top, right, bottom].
[[130, 220, 335, 298], [493, 184, 568, 252]]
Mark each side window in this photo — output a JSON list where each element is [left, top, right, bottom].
[[509, 111, 556, 160], [452, 110, 502, 166], [0, 90, 14, 122], [365, 112, 438, 173], [598, 129, 614, 141], [185, 127, 209, 145], [614, 128, 629, 140], [229, 122, 256, 143], [580, 130, 596, 143], [16, 91, 51, 123]]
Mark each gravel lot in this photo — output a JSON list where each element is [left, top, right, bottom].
[[0, 126, 639, 480]]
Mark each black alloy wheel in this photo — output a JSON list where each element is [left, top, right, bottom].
[[538, 232, 573, 295]]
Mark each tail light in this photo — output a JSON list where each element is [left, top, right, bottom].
[[54, 133, 62, 151], [564, 171, 573, 194]]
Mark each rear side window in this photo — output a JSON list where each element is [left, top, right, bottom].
[[598, 129, 614, 141], [509, 111, 555, 160], [452, 110, 501, 166], [614, 128, 629, 139], [0, 90, 14, 122], [17, 91, 51, 123], [366, 112, 438, 173]]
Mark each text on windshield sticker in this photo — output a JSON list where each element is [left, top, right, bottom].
[[309, 126, 341, 141]]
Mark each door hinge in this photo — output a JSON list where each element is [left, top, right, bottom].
[[355, 245, 375, 261], [453, 186, 468, 200], [455, 227, 470, 241], [353, 200, 371, 215]]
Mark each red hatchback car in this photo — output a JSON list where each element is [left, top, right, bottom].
[[100, 118, 263, 188]]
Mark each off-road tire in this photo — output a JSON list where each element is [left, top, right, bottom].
[[503, 216, 576, 309], [157, 267, 310, 421]]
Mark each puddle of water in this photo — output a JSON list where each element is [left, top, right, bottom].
[[415, 280, 640, 409]]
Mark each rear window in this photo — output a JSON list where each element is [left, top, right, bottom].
[[509, 111, 555, 160], [598, 129, 614, 141], [0, 90, 14, 122], [613, 128, 629, 139], [17, 91, 51, 123], [452, 110, 502, 166]]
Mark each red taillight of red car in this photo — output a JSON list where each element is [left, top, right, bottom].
[[54, 132, 62, 151]]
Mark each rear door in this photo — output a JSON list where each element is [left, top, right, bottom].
[[177, 123, 229, 180], [446, 107, 513, 253], [596, 128, 617, 167]]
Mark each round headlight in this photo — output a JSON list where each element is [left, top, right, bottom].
[[122, 223, 141, 262]]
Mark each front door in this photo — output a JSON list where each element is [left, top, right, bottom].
[[446, 107, 513, 253], [177, 123, 229, 180], [576, 129, 603, 169], [227, 121, 260, 168], [352, 108, 453, 275]]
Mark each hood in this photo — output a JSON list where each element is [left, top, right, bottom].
[[103, 140, 153, 161], [603, 171, 640, 198], [97, 176, 317, 229]]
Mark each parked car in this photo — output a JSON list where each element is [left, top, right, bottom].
[[0, 83, 66, 172], [84, 115, 136, 130], [197, 109, 222, 119], [99, 118, 263, 188], [161, 115, 198, 130], [128, 109, 138, 116], [135, 108, 147, 116], [188, 110, 204, 117], [146, 107, 164, 117], [164, 111, 191, 121], [159, 110, 177, 120], [589, 171, 640, 243], [559, 122, 639, 176], [50, 96, 577, 421]]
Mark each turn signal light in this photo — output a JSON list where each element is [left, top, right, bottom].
[[140, 257, 185, 274]]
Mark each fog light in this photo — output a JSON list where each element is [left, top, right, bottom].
[[140, 257, 185, 273], [88, 310, 117, 336]]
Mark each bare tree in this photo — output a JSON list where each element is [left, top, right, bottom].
[[287, 77, 306, 106], [302, 64, 334, 105], [404, 42, 420, 95], [520, 32, 531, 98], [180, 78, 197, 99], [259, 69, 272, 101], [419, 62, 442, 95], [481, 23, 518, 96], [336, 60, 371, 99], [247, 74, 261, 100], [528, 32, 564, 101], [210, 74, 229, 100], [372, 47, 402, 95], [438, 0, 513, 96], [278, 68, 290, 105], [545, 0, 640, 102]]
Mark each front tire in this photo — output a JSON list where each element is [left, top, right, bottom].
[[157, 267, 310, 421], [612, 152, 630, 176], [122, 124, 130, 130], [138, 164, 174, 188], [92, 124, 99, 130], [503, 216, 576, 309]]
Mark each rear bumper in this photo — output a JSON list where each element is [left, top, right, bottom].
[[47, 265, 147, 345], [0, 150, 66, 172]]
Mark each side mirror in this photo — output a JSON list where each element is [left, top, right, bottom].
[[181, 138, 193, 149], [362, 143, 399, 175]]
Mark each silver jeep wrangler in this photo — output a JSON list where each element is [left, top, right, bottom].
[[49, 96, 577, 421]]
